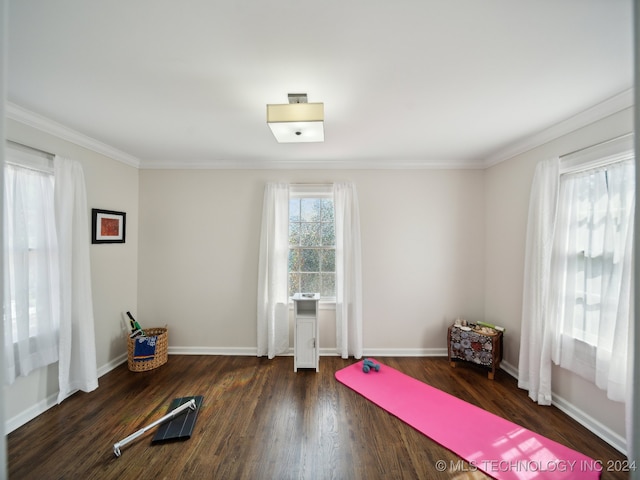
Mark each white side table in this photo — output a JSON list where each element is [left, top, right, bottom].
[[292, 293, 320, 372]]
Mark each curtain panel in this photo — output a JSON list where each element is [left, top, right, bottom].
[[334, 182, 363, 359], [54, 156, 98, 403], [3, 153, 97, 403], [256, 183, 290, 358], [518, 157, 560, 405], [519, 155, 634, 458]]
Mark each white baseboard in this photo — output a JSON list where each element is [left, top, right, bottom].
[[498, 360, 626, 455], [499, 359, 519, 379], [167, 346, 450, 357], [362, 347, 448, 357], [5, 354, 129, 435], [5, 392, 59, 435], [551, 393, 627, 455], [168, 346, 257, 356], [98, 353, 127, 376]]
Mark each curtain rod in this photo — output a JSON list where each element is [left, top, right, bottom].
[[6, 140, 55, 159], [559, 132, 633, 159], [290, 183, 332, 186]]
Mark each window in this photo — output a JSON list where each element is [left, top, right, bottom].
[[4, 147, 60, 382], [550, 134, 634, 394], [288, 187, 335, 300], [257, 181, 363, 360], [558, 163, 633, 346]]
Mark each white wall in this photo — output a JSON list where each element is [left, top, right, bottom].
[[484, 106, 633, 450], [4, 118, 139, 428], [137, 168, 486, 355]]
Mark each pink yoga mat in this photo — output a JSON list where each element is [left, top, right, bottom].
[[335, 360, 600, 480]]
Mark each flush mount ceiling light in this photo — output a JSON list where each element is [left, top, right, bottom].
[[267, 93, 324, 143]]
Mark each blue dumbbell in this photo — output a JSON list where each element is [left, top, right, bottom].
[[362, 358, 380, 373]]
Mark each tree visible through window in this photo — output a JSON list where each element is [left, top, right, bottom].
[[288, 197, 335, 299]]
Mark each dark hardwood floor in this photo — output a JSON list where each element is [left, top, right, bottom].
[[7, 356, 629, 479]]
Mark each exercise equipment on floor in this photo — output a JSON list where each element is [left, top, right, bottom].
[[113, 395, 203, 457]]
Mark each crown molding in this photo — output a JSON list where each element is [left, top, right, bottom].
[[139, 158, 483, 170], [482, 88, 634, 168], [6, 102, 142, 168]]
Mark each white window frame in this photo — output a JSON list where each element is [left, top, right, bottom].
[[288, 184, 336, 306], [560, 133, 634, 175], [4, 144, 60, 381], [554, 133, 634, 361], [5, 145, 57, 341]]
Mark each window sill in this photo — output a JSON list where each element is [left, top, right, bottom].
[[288, 299, 336, 310]]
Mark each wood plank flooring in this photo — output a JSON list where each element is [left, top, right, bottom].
[[7, 356, 630, 479]]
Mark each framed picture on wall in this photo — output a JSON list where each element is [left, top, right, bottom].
[[92, 209, 126, 244]]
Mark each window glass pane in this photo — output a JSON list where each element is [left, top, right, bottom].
[[289, 273, 300, 297], [301, 198, 321, 222], [300, 249, 320, 272], [321, 249, 335, 272], [288, 249, 301, 271], [321, 223, 335, 246], [289, 222, 300, 246], [289, 198, 301, 222], [321, 199, 334, 222], [321, 273, 335, 297], [300, 222, 321, 246], [300, 273, 320, 293]]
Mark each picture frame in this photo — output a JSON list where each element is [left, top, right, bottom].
[[92, 209, 126, 244]]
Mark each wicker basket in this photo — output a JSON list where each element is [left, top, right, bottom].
[[127, 327, 168, 372]]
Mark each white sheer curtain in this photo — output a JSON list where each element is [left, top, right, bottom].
[[334, 182, 363, 359], [550, 160, 634, 402], [54, 156, 98, 403], [3, 162, 60, 383], [518, 157, 560, 405], [257, 183, 290, 358], [520, 155, 634, 457]]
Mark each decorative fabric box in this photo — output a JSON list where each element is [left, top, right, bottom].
[[447, 325, 503, 379]]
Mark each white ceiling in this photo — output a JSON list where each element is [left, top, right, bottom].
[[7, 1, 634, 169]]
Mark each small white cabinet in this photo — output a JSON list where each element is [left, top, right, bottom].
[[292, 293, 320, 372]]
